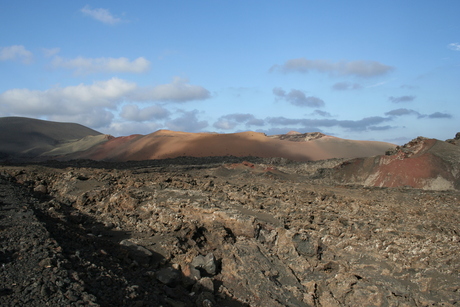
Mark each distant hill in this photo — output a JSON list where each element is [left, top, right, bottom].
[[0, 117, 102, 158], [0, 116, 396, 162], [64, 129, 396, 162]]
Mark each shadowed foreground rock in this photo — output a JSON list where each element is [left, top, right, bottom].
[[1, 157, 459, 306]]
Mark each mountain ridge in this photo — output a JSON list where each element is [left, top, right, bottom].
[[0, 116, 396, 162]]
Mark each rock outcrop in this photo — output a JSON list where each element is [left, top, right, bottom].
[[332, 134, 460, 190]]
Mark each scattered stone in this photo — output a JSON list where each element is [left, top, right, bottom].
[[191, 253, 217, 276], [156, 267, 180, 286]]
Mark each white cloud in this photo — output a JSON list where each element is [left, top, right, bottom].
[[166, 110, 208, 132], [213, 113, 265, 130], [52, 56, 150, 74], [132, 77, 211, 102], [41, 47, 60, 57], [0, 78, 209, 120], [49, 108, 114, 129], [120, 104, 170, 122], [80, 5, 122, 25], [0, 78, 136, 117], [213, 119, 237, 130], [0, 77, 210, 133], [448, 43, 460, 51], [271, 58, 394, 77], [101, 121, 163, 136], [0, 45, 33, 64]]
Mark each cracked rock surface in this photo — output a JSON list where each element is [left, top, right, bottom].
[[1, 157, 459, 306]]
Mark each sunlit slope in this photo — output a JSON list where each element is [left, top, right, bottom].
[[70, 130, 396, 162]]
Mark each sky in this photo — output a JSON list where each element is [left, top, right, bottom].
[[1, 1, 459, 144]]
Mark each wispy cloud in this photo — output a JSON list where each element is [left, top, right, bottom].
[[428, 112, 452, 119], [385, 108, 421, 117], [400, 84, 418, 89], [267, 116, 392, 132], [389, 95, 415, 103], [273, 87, 325, 108], [41, 47, 60, 58], [312, 110, 333, 117], [385, 108, 453, 120], [213, 113, 264, 130], [270, 58, 394, 77], [52, 56, 151, 74], [0, 45, 33, 64], [80, 5, 123, 25], [366, 79, 394, 88], [448, 43, 460, 51], [332, 81, 362, 91]]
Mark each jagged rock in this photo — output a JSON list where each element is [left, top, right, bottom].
[[120, 239, 153, 266], [155, 267, 180, 286], [191, 253, 217, 276]]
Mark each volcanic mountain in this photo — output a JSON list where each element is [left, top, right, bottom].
[[332, 133, 460, 190], [0, 117, 396, 162]]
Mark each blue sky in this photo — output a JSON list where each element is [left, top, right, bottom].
[[1, 1, 459, 144]]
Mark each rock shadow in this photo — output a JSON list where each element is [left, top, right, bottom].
[[29, 189, 247, 307]]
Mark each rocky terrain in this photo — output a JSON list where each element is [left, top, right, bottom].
[[1, 117, 459, 306], [1, 156, 459, 306]]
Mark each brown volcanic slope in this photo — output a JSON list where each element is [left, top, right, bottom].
[[333, 134, 460, 190], [0, 117, 103, 158], [68, 130, 396, 162]]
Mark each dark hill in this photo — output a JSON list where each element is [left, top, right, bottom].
[[0, 117, 101, 158]]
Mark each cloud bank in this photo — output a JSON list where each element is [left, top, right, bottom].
[[0, 77, 210, 128]]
